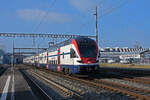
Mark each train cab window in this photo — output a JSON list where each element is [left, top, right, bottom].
[[70, 48, 78, 58]]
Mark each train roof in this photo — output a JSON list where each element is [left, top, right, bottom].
[[47, 36, 94, 52], [74, 36, 96, 44]]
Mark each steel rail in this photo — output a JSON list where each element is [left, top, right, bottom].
[[20, 70, 53, 100], [29, 70, 83, 100], [124, 78, 150, 85], [41, 69, 150, 100], [94, 79, 150, 95]]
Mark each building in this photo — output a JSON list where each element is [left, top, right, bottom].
[[100, 47, 150, 64], [0, 49, 5, 64]]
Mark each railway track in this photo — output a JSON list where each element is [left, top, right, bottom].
[[24, 69, 83, 100], [105, 70, 150, 85], [123, 77, 150, 85], [36, 68, 150, 100], [20, 69, 53, 100], [98, 69, 150, 99], [20, 64, 150, 100], [94, 79, 150, 96], [29, 69, 128, 100], [135, 77, 150, 82], [122, 73, 150, 85]]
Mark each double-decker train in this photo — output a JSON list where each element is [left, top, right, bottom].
[[23, 37, 100, 74]]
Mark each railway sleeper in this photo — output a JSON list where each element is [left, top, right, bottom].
[[95, 79, 150, 95]]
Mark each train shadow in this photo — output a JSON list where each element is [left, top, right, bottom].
[[86, 67, 150, 80]]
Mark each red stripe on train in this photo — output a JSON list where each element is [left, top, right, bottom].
[[95, 41, 98, 58], [57, 48, 61, 71], [38, 54, 40, 67], [46, 52, 48, 69], [81, 58, 96, 64], [72, 39, 81, 58]]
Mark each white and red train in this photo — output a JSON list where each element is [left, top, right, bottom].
[[23, 37, 100, 74]]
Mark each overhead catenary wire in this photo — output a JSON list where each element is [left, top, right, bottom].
[[77, 0, 105, 34], [73, 0, 130, 42], [99, 0, 131, 17], [33, 0, 56, 33], [95, 0, 133, 48], [32, 0, 57, 47]]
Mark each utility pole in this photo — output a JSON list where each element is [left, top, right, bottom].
[[135, 41, 140, 49], [94, 6, 98, 45], [12, 39, 14, 67]]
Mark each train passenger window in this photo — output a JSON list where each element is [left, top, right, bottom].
[[40, 57, 42, 60], [70, 48, 78, 58], [56, 60, 57, 64], [63, 52, 64, 59]]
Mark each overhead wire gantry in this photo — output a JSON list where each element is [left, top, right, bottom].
[[0, 32, 96, 38]]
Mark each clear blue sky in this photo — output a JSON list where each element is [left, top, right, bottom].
[[0, 0, 150, 52]]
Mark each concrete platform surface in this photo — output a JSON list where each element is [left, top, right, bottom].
[[0, 66, 37, 100]]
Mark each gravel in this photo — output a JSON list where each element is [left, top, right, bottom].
[[101, 78, 150, 91], [26, 68, 133, 100]]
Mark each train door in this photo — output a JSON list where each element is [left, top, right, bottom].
[[46, 52, 49, 69], [57, 48, 61, 71], [70, 48, 75, 65], [38, 54, 40, 67]]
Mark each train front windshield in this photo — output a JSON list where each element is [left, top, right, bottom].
[[76, 38, 97, 58]]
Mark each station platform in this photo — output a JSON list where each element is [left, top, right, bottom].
[[0, 65, 37, 100]]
